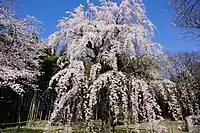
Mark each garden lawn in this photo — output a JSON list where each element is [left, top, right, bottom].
[[2, 120, 196, 133]]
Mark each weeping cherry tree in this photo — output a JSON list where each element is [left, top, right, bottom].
[[46, 0, 192, 132]]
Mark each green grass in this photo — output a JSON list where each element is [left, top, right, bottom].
[[2, 127, 43, 133], [3, 126, 65, 133], [2, 120, 195, 133]]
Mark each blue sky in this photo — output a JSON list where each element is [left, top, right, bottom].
[[16, 0, 199, 51]]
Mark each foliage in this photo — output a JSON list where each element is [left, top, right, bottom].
[[37, 47, 59, 92], [26, 46, 60, 121], [117, 54, 160, 79]]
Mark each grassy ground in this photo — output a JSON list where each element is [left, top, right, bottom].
[[2, 120, 195, 133]]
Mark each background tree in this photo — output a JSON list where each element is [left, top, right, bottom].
[[0, 0, 42, 94], [169, 51, 200, 117], [169, 0, 200, 39], [0, 0, 43, 124]]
